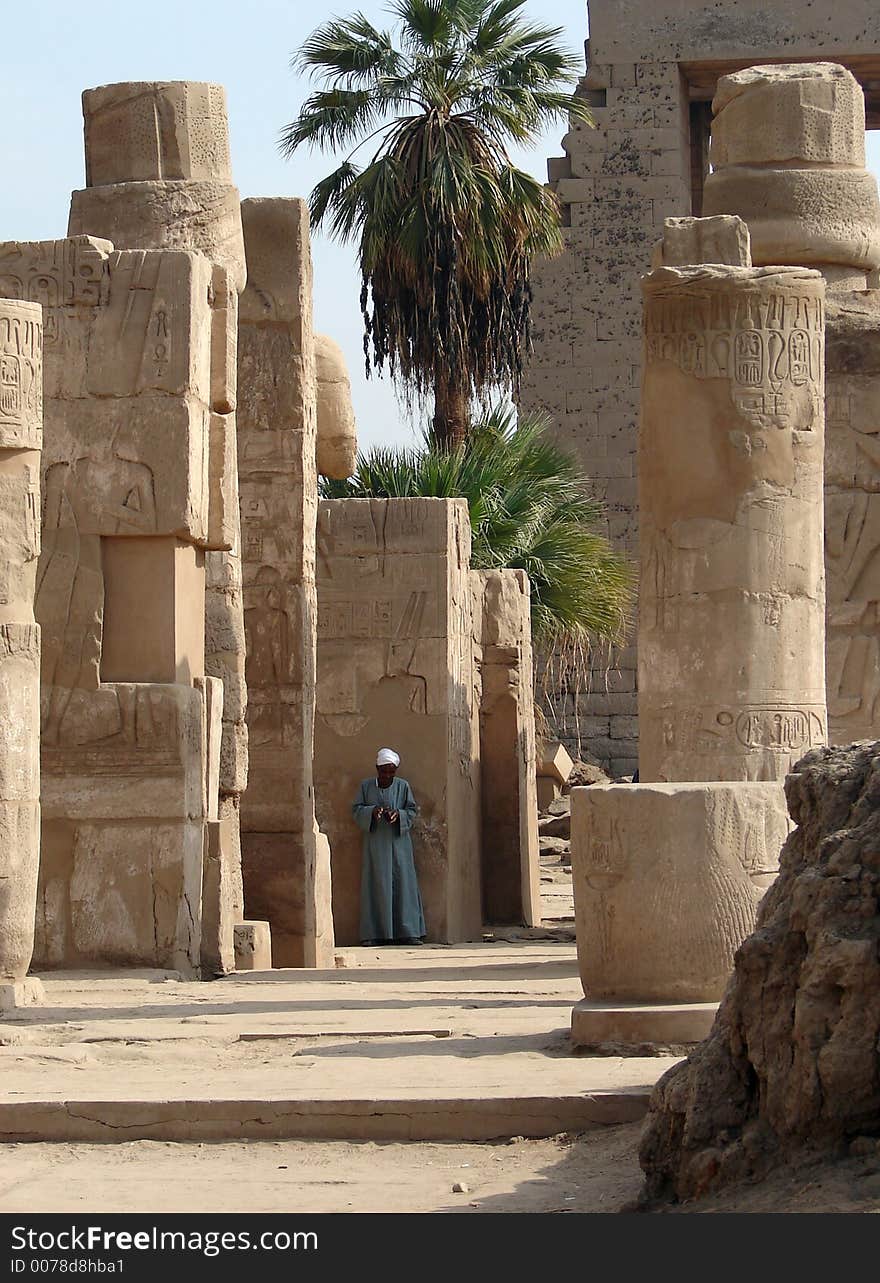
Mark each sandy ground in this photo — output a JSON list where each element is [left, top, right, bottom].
[[2, 1126, 879, 1213]]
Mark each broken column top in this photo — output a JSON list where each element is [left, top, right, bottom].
[[83, 81, 232, 186], [315, 334, 357, 481], [711, 63, 865, 168], [651, 215, 751, 268]]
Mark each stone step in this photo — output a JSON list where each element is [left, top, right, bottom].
[[0, 1089, 655, 1144]]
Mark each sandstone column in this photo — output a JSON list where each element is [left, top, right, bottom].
[[68, 81, 248, 973], [700, 61, 880, 749], [639, 261, 827, 781], [703, 63, 880, 290], [471, 569, 540, 927], [315, 498, 482, 946], [569, 220, 825, 1046], [0, 300, 44, 1009], [237, 198, 334, 968]]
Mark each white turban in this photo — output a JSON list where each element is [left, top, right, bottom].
[[376, 748, 400, 767]]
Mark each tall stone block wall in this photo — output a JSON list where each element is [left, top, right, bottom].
[[237, 197, 333, 969], [524, 0, 880, 770], [0, 299, 43, 1008], [314, 498, 482, 947], [68, 79, 247, 974], [0, 236, 222, 976]]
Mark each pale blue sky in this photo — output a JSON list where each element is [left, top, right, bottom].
[[1, 1, 878, 450]]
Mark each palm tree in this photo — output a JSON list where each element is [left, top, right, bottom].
[[320, 406, 634, 651], [280, 0, 592, 447]]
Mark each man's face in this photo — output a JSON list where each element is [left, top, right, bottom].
[[376, 763, 397, 788]]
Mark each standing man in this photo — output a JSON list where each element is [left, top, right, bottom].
[[352, 748, 426, 946]]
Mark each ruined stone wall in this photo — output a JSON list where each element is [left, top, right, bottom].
[[68, 80, 247, 974], [523, 0, 880, 770], [314, 498, 482, 946], [0, 236, 222, 975]]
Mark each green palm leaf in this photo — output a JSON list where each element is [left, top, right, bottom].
[[281, 0, 593, 446]]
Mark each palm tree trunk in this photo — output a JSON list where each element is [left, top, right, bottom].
[[433, 373, 469, 449]]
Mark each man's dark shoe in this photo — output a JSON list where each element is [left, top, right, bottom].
[[359, 939, 380, 946], [398, 936, 424, 945]]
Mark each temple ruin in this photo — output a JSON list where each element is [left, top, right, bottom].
[[524, 0, 880, 771]]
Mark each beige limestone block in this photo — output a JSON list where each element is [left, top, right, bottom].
[[201, 815, 237, 975], [710, 63, 866, 170], [570, 781, 789, 1002], [471, 569, 540, 927], [0, 299, 42, 451], [703, 63, 880, 278], [205, 549, 248, 799], [35, 682, 213, 976], [99, 538, 205, 685], [82, 82, 233, 186], [233, 920, 271, 971], [210, 266, 237, 414], [651, 215, 751, 268], [639, 263, 827, 782], [315, 334, 357, 480], [69, 182, 246, 293], [206, 413, 238, 551], [238, 197, 311, 328], [538, 741, 573, 786], [315, 498, 482, 947]]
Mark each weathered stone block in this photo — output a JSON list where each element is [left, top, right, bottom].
[[571, 781, 790, 1002]]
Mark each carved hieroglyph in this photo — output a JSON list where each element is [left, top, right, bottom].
[[470, 569, 539, 927], [571, 782, 789, 1001], [0, 299, 43, 1007], [639, 262, 827, 782], [67, 81, 249, 972], [238, 197, 333, 968], [0, 235, 224, 975], [704, 63, 880, 288], [824, 294, 880, 743], [314, 498, 482, 946]]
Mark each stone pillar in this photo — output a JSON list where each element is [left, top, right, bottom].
[[315, 498, 482, 946], [0, 235, 223, 977], [315, 334, 357, 481], [639, 262, 827, 782], [569, 219, 825, 1047], [703, 63, 880, 290], [68, 81, 248, 974], [237, 198, 334, 968], [470, 569, 540, 926], [0, 300, 44, 1009]]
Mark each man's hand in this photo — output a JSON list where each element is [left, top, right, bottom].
[[387, 810, 399, 824], [372, 805, 384, 821]]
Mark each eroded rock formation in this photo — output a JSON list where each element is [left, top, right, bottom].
[[640, 741, 880, 1202]]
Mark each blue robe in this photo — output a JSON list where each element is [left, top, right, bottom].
[[352, 776, 426, 942]]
